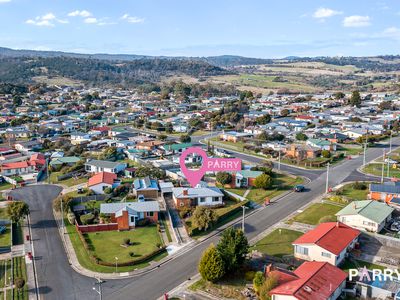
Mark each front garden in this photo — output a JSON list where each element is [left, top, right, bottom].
[[287, 203, 343, 225]]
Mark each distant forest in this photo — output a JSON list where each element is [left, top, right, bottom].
[[0, 56, 232, 86]]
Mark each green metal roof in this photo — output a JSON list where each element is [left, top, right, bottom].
[[336, 200, 394, 224], [236, 170, 263, 178], [308, 138, 331, 146], [164, 143, 192, 151], [50, 156, 81, 166]]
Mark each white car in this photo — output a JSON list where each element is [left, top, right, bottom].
[[384, 158, 397, 164]]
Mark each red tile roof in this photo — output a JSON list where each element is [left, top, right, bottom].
[[269, 261, 347, 300], [1, 161, 29, 170], [88, 172, 117, 187], [293, 222, 360, 255]]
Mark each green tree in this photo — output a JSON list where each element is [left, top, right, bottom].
[[180, 134, 191, 143], [165, 122, 173, 133], [216, 227, 249, 273], [14, 277, 25, 294], [280, 109, 289, 117], [159, 134, 168, 141], [192, 206, 218, 231], [254, 174, 273, 190], [253, 271, 265, 294], [321, 150, 331, 158], [216, 172, 232, 185], [255, 114, 271, 125], [12, 95, 22, 106], [7, 201, 29, 223], [333, 92, 345, 99], [295, 132, 308, 141], [198, 244, 225, 282], [349, 90, 361, 107], [102, 146, 118, 160]]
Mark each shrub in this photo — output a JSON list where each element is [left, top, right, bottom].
[[198, 244, 225, 282], [103, 187, 113, 194], [192, 206, 218, 231], [80, 213, 94, 225], [259, 274, 279, 300], [129, 252, 134, 257], [254, 174, 273, 190], [321, 150, 331, 158], [319, 215, 337, 224], [352, 181, 367, 190], [245, 270, 256, 281], [178, 207, 191, 219], [136, 218, 151, 227], [53, 194, 74, 212], [216, 172, 233, 185], [14, 277, 25, 290], [253, 271, 265, 294]]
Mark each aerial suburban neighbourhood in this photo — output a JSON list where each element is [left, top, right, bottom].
[[0, 1, 400, 300]]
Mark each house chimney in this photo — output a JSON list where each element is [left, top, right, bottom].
[[183, 189, 188, 196], [265, 263, 273, 276], [336, 221, 340, 228]]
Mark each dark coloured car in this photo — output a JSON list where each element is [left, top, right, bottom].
[[294, 185, 305, 192]]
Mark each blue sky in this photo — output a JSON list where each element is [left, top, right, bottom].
[[0, 0, 399, 58]]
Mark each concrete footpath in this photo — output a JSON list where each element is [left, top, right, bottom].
[[23, 216, 39, 300]]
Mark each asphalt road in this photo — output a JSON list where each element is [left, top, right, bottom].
[[7, 137, 400, 300]]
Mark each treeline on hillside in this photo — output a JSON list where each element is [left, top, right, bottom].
[[0, 56, 233, 86]]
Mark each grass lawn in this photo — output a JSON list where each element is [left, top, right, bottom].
[[362, 163, 400, 179], [289, 203, 343, 225], [225, 188, 247, 197], [49, 171, 87, 187], [341, 259, 385, 272], [0, 225, 12, 248], [66, 220, 167, 273], [87, 225, 163, 263], [337, 145, 362, 156], [0, 183, 12, 191], [250, 229, 302, 258], [0, 259, 11, 289], [189, 276, 249, 300], [246, 175, 303, 204], [0, 208, 8, 219], [339, 183, 369, 200], [11, 256, 28, 300]]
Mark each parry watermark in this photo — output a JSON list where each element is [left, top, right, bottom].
[[349, 266, 400, 281]]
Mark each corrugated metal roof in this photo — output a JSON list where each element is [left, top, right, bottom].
[[100, 201, 160, 214]]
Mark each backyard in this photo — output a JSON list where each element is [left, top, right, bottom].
[[288, 203, 343, 225], [250, 228, 303, 258], [66, 220, 167, 273], [337, 183, 370, 200], [49, 171, 88, 187]]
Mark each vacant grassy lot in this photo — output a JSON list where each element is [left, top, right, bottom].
[[87, 225, 163, 263], [0, 183, 12, 191], [50, 171, 87, 187], [251, 229, 302, 257], [189, 276, 248, 300], [225, 188, 247, 197], [339, 183, 369, 200], [246, 175, 303, 204], [289, 203, 343, 225]]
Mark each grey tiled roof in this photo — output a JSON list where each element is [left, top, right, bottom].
[[172, 187, 223, 198]]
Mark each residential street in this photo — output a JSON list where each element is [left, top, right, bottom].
[[6, 137, 400, 300]]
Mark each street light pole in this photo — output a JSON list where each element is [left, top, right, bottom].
[[381, 149, 386, 183], [93, 278, 103, 300], [115, 257, 118, 273], [61, 198, 65, 234], [325, 162, 330, 194], [241, 206, 248, 233], [390, 131, 393, 153]]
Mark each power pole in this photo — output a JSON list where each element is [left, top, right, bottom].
[[325, 162, 330, 194], [61, 198, 65, 234], [278, 151, 281, 171], [389, 131, 393, 153], [241, 206, 248, 233], [46, 158, 50, 184], [363, 142, 367, 166]]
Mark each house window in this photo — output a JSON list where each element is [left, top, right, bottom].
[[295, 245, 309, 255], [199, 197, 206, 203], [148, 212, 154, 217], [363, 221, 375, 226], [321, 252, 331, 258], [130, 216, 134, 223], [213, 197, 220, 202]]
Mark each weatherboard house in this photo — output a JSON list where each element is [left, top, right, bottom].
[[292, 222, 360, 266], [100, 201, 160, 231]]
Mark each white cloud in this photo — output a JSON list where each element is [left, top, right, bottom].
[[68, 10, 92, 18], [381, 27, 400, 39], [121, 14, 145, 24], [84, 17, 98, 24], [25, 13, 68, 27], [313, 8, 342, 19], [0, 0, 11, 3], [343, 15, 371, 27]]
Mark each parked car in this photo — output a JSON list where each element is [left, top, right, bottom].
[[294, 185, 305, 192]]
